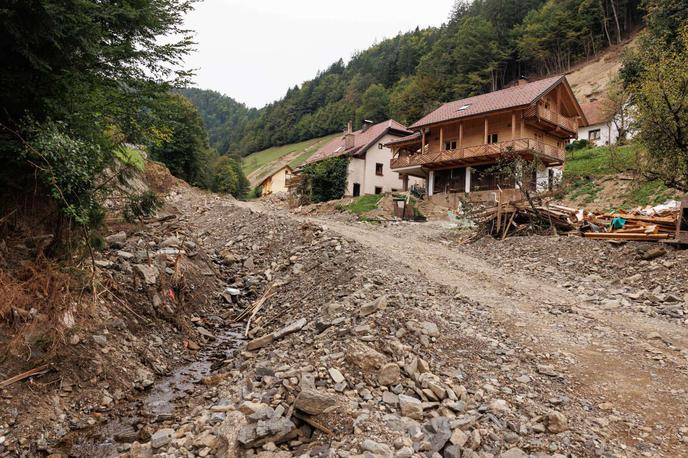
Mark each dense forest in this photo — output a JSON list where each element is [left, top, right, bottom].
[[186, 0, 645, 156]]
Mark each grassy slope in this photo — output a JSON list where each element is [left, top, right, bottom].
[[241, 133, 339, 176], [562, 143, 680, 209]]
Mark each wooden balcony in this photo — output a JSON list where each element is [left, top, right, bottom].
[[525, 105, 577, 134], [390, 138, 565, 170]]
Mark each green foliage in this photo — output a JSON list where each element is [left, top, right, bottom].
[[563, 143, 639, 177], [211, 155, 249, 199], [21, 122, 109, 226], [623, 180, 680, 207], [356, 84, 390, 124], [565, 139, 590, 152], [0, 0, 195, 230], [301, 156, 349, 203], [147, 93, 211, 187], [114, 146, 146, 172], [123, 191, 162, 223], [624, 26, 688, 190], [342, 194, 384, 215]]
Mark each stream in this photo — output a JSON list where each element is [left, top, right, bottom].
[[59, 324, 245, 458]]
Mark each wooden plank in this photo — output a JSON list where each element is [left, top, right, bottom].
[[583, 233, 670, 241]]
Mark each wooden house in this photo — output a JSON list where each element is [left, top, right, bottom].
[[259, 165, 293, 196], [386, 76, 587, 202]]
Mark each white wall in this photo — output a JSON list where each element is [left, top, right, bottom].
[[346, 157, 366, 196], [536, 166, 562, 192], [345, 133, 426, 196], [578, 122, 617, 146]]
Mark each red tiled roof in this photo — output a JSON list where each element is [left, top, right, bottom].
[[306, 120, 412, 164], [411, 75, 566, 129], [579, 100, 610, 125], [384, 132, 422, 146]]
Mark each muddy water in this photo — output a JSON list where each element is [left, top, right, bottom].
[[61, 325, 245, 458]]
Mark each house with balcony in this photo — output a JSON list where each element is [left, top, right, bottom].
[[303, 119, 425, 197], [387, 75, 587, 203]]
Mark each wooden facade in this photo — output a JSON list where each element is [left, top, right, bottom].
[[387, 77, 585, 199]]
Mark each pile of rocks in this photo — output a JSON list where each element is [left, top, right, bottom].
[[468, 235, 688, 323], [121, 192, 629, 457]]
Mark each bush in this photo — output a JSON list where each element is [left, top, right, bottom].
[[211, 155, 249, 199], [301, 156, 348, 203], [21, 121, 110, 227], [565, 139, 589, 152]]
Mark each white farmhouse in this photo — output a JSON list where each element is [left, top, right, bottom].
[[304, 120, 425, 196], [578, 99, 634, 146]]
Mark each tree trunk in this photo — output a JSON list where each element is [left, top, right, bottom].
[[599, 0, 613, 47], [610, 0, 622, 43]]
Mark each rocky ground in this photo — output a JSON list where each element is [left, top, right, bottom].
[[3, 182, 688, 457]]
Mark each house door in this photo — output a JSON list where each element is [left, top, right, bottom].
[[353, 183, 361, 197]]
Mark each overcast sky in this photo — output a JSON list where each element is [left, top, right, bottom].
[[182, 0, 454, 108]]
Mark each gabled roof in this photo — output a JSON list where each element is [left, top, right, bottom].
[[580, 100, 611, 126], [306, 120, 412, 164], [258, 165, 293, 187], [411, 75, 582, 128]]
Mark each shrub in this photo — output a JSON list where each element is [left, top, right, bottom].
[[301, 156, 348, 203]]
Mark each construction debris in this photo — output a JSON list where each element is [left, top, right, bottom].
[[475, 198, 681, 242]]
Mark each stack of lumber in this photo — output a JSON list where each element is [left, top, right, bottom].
[[474, 199, 679, 242]]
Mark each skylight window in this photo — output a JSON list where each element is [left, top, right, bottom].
[[458, 104, 471, 111]]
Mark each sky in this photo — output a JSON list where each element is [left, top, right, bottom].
[[182, 0, 454, 108]]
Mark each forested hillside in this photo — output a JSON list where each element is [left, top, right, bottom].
[[186, 0, 644, 155]]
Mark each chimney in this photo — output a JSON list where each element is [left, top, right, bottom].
[[361, 119, 373, 133], [344, 120, 355, 149]]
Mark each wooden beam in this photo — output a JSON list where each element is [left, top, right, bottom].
[[459, 122, 463, 148], [520, 112, 524, 138], [421, 129, 426, 154], [512, 112, 516, 140], [440, 127, 444, 151], [484, 118, 488, 144]]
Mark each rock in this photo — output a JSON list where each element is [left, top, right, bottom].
[[105, 231, 127, 247], [150, 428, 174, 448], [378, 363, 401, 386], [546, 411, 568, 433], [396, 446, 414, 458], [346, 341, 386, 372], [425, 416, 451, 452], [328, 367, 346, 384], [443, 445, 462, 458], [449, 429, 468, 446], [92, 335, 107, 346], [359, 296, 388, 317], [398, 394, 423, 420], [134, 264, 159, 285], [420, 321, 440, 337], [294, 388, 336, 415], [382, 391, 399, 405], [642, 246, 667, 260], [239, 401, 269, 416], [361, 439, 393, 458], [500, 448, 528, 458], [247, 334, 274, 351], [160, 236, 180, 248], [94, 260, 113, 268], [273, 318, 307, 339], [488, 399, 510, 412]]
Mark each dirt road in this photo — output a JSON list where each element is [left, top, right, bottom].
[[244, 201, 688, 454]]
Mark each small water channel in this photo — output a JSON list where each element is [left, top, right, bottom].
[[60, 324, 245, 458]]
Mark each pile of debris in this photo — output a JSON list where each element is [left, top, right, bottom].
[[475, 198, 682, 242]]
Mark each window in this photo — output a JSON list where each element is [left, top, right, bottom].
[[375, 163, 384, 176], [353, 183, 361, 197], [588, 129, 601, 141], [374, 186, 383, 195], [444, 140, 457, 150], [458, 104, 471, 111], [487, 133, 498, 144]]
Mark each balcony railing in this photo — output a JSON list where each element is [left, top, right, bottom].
[[527, 105, 578, 133], [390, 138, 565, 170]]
